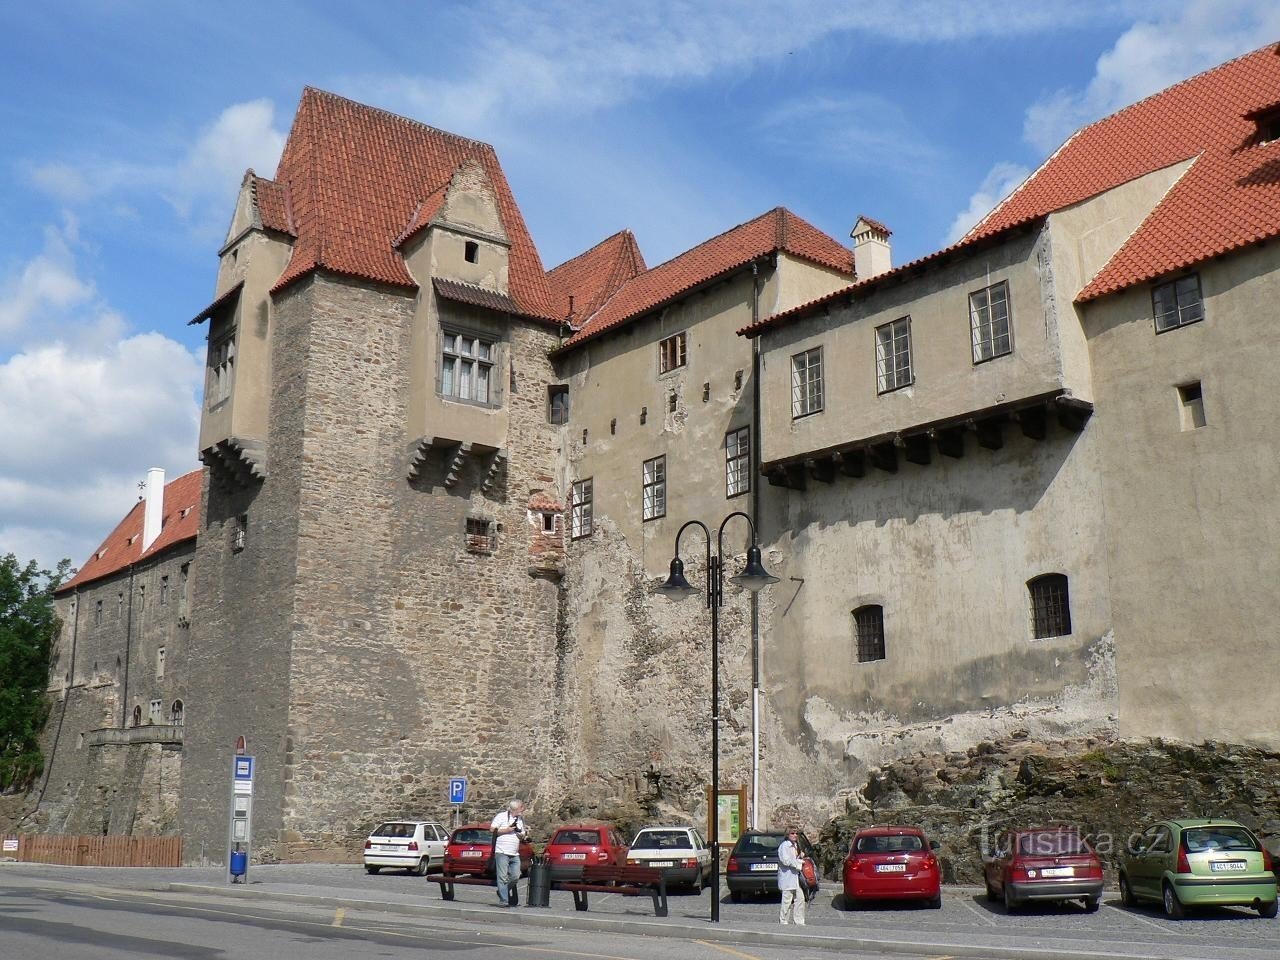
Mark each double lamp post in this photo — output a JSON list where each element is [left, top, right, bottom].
[[658, 510, 778, 923]]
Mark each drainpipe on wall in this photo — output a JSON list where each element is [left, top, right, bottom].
[[749, 260, 763, 830], [120, 566, 135, 729]]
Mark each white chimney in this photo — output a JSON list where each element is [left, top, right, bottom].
[[851, 215, 893, 281], [142, 467, 165, 552]]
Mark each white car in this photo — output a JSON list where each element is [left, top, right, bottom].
[[363, 820, 448, 875], [626, 825, 713, 889]]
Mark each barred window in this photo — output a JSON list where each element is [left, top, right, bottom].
[[659, 332, 687, 374], [791, 347, 824, 418], [441, 330, 495, 404], [853, 605, 886, 663], [1029, 574, 1072, 639], [970, 281, 1012, 363], [571, 478, 593, 540], [876, 317, 913, 393], [1153, 275, 1204, 333], [465, 517, 495, 554], [725, 427, 750, 499], [642, 456, 666, 521]]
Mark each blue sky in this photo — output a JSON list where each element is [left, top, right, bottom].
[[2, 0, 1278, 571]]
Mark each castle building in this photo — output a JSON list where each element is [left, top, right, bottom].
[[42, 44, 1280, 860]]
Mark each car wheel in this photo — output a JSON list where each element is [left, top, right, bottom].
[[730, 890, 743, 903], [926, 893, 942, 910], [414, 857, 430, 876], [985, 877, 998, 903], [365, 866, 380, 874], [1162, 882, 1184, 920], [1004, 882, 1019, 913], [841, 893, 859, 911], [1084, 896, 1100, 913], [1258, 899, 1278, 919], [1119, 873, 1135, 908]]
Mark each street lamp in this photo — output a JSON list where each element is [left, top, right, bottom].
[[658, 509, 778, 922]]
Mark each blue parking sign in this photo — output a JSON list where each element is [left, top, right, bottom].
[[449, 777, 467, 804]]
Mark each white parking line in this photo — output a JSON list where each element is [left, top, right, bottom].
[[957, 899, 999, 927], [1107, 904, 1181, 935]]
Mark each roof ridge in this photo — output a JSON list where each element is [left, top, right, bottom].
[[548, 229, 634, 275], [637, 206, 792, 275], [299, 86, 498, 152]]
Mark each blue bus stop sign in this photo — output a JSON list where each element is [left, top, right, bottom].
[[449, 777, 467, 804]]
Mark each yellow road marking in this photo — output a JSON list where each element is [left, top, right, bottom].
[[331, 907, 345, 927], [694, 941, 763, 960]]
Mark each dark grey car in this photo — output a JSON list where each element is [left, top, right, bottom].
[[726, 831, 818, 901]]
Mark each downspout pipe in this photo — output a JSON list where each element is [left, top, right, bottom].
[[121, 566, 135, 728], [749, 260, 763, 830]]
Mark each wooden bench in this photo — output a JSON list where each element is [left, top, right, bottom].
[[426, 871, 520, 906], [552, 863, 670, 917]]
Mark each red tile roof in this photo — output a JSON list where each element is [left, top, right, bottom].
[[744, 43, 1280, 334], [433, 277, 524, 316], [560, 207, 852, 351], [262, 88, 558, 320], [250, 174, 295, 236], [547, 230, 647, 326], [56, 470, 203, 594]]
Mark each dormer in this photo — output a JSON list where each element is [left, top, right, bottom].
[[1245, 101, 1280, 145]]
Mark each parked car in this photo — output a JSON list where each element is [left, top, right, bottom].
[[842, 825, 941, 909], [983, 826, 1103, 912], [1119, 819, 1278, 919], [443, 822, 534, 877], [726, 830, 819, 901], [544, 822, 630, 879], [363, 820, 448, 875], [625, 825, 712, 889]]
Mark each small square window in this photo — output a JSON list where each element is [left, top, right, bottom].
[[1178, 381, 1206, 430], [541, 513, 556, 534], [1153, 275, 1204, 333], [465, 517, 494, 554], [464, 240, 479, 263], [659, 332, 687, 374], [642, 456, 666, 521]]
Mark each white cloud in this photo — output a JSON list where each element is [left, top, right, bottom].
[[756, 92, 940, 171], [1024, 0, 1280, 153], [946, 162, 1032, 244], [0, 217, 95, 337]]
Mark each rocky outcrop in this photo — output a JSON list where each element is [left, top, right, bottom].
[[816, 736, 1280, 884]]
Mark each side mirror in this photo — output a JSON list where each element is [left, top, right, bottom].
[[929, 840, 941, 851]]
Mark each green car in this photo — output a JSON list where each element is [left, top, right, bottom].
[[1119, 819, 1277, 919]]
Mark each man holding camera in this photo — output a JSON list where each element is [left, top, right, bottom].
[[490, 799, 527, 907]]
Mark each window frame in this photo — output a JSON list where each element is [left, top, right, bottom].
[[658, 332, 687, 375], [1028, 573, 1072, 639], [207, 323, 237, 409], [642, 455, 667, 522], [853, 604, 886, 663], [791, 346, 824, 419], [875, 316, 913, 394], [1152, 274, 1205, 334], [570, 478, 593, 540], [969, 280, 1013, 364], [725, 426, 751, 499], [439, 327, 499, 407], [547, 384, 570, 425]]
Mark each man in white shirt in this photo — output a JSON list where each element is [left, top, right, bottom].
[[490, 799, 527, 906], [777, 828, 806, 925]]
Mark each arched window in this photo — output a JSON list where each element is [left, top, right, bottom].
[[853, 605, 886, 663], [131, 705, 142, 727], [170, 699, 184, 725], [1028, 574, 1072, 639]]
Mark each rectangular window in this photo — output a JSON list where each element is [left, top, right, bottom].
[[148, 699, 163, 724], [854, 605, 886, 663], [207, 331, 236, 407], [465, 517, 494, 554], [159, 576, 169, 605], [156, 646, 166, 679], [548, 385, 570, 424], [791, 347, 824, 418], [441, 330, 496, 404], [570, 478, 593, 540], [725, 427, 750, 499], [1153, 274, 1204, 332], [1178, 381, 1206, 430], [875, 317, 913, 393], [642, 456, 666, 521], [1029, 574, 1072, 639], [970, 280, 1012, 363], [179, 563, 190, 619], [658, 332, 687, 374], [94, 600, 102, 625]]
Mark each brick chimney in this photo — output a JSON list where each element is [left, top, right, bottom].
[[851, 216, 892, 281], [142, 467, 165, 552]]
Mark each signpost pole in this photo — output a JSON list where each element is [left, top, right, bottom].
[[228, 736, 254, 884]]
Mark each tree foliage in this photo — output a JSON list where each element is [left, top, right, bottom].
[[0, 554, 69, 791]]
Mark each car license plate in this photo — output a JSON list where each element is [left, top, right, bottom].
[[563, 853, 586, 860], [377, 844, 400, 852], [875, 863, 907, 873], [461, 850, 483, 858], [649, 861, 674, 868], [750, 863, 777, 871], [1211, 861, 1248, 872], [1042, 867, 1073, 878]]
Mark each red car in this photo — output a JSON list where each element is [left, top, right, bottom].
[[843, 825, 942, 909], [982, 826, 1104, 912], [543, 822, 629, 880], [443, 822, 534, 877]]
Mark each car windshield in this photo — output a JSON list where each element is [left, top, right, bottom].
[[452, 829, 492, 844], [553, 830, 601, 846], [856, 834, 923, 853], [736, 834, 783, 856], [372, 823, 414, 838], [1018, 833, 1090, 856], [632, 830, 692, 850], [1184, 827, 1259, 853]]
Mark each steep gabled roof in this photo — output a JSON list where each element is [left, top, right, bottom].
[[560, 207, 853, 351], [262, 88, 558, 320], [744, 42, 1280, 337], [56, 470, 203, 594], [547, 230, 647, 325]]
